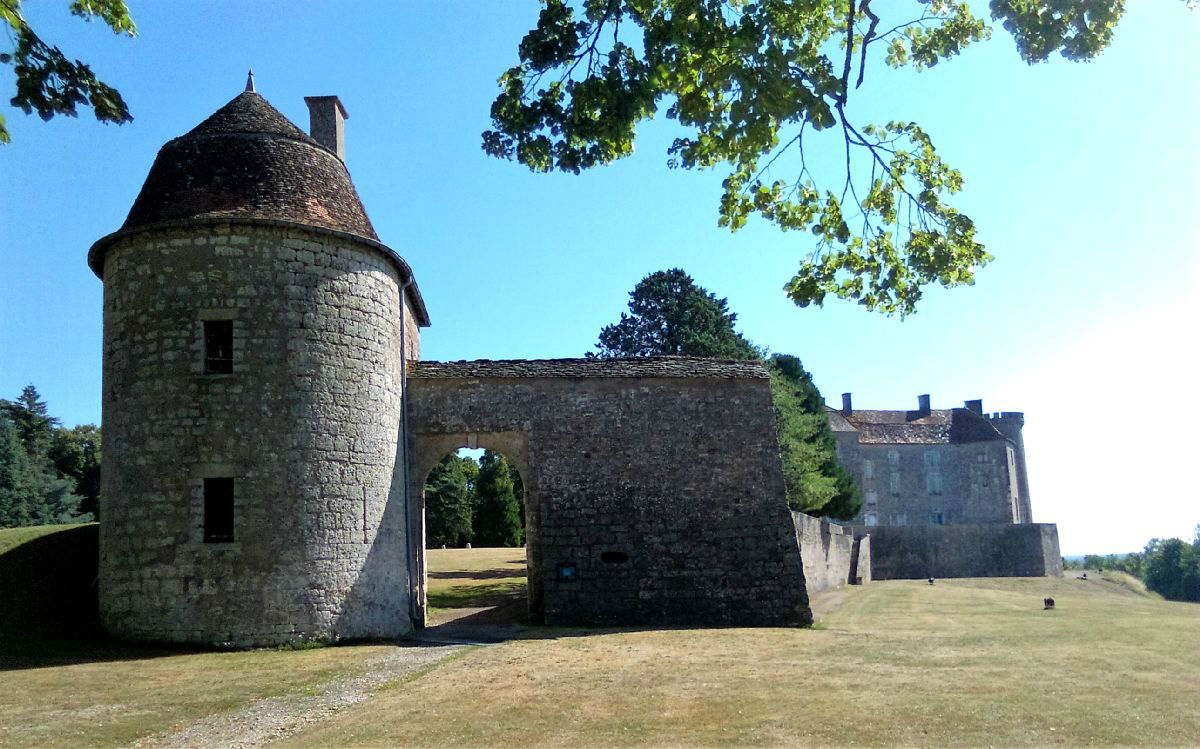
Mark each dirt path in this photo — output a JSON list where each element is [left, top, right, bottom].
[[134, 642, 464, 749]]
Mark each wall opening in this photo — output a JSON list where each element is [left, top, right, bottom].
[[419, 446, 534, 630], [202, 477, 235, 543]]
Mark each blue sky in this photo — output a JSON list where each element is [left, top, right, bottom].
[[1, 2, 1196, 554]]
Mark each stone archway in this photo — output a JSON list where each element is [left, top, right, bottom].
[[409, 430, 542, 627], [406, 357, 813, 629]]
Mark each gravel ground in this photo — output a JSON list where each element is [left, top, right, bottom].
[[133, 642, 465, 749]]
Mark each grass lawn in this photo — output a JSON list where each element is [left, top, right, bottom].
[[0, 525, 400, 749], [425, 547, 527, 624], [3, 530, 1198, 748], [285, 560, 1200, 748]]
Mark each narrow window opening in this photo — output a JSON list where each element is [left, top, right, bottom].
[[204, 320, 234, 374], [203, 477, 235, 543], [601, 551, 629, 564]]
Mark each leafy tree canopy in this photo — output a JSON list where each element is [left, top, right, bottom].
[[425, 454, 478, 548], [485, 0, 1137, 315], [0, 0, 134, 144]]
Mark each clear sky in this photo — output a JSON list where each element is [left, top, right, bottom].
[[1, 2, 1196, 555]]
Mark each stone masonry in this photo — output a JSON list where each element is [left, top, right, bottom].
[[90, 87, 815, 645], [94, 222, 422, 645], [408, 359, 812, 627]]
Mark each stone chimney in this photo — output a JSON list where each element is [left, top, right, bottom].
[[964, 399, 983, 415], [917, 394, 931, 415], [841, 392, 852, 414], [304, 96, 349, 161]]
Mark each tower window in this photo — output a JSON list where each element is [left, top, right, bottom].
[[204, 320, 234, 374], [203, 477, 235, 543]]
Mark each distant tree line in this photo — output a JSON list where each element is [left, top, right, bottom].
[[1064, 528, 1200, 603], [424, 450, 524, 548], [593, 268, 860, 520], [0, 385, 99, 528]]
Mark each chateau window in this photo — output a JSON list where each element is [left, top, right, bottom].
[[862, 459, 874, 479], [204, 320, 234, 374], [931, 511, 945, 525], [203, 477, 235, 543], [865, 490, 878, 505], [863, 512, 878, 527], [887, 450, 899, 466], [924, 450, 941, 468], [889, 472, 900, 495], [927, 471, 943, 495], [892, 513, 907, 526]]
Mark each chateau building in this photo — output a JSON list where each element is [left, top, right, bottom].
[[828, 394, 1033, 528]]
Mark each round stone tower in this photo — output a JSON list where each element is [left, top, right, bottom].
[[89, 84, 429, 646]]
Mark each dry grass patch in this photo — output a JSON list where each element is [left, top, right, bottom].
[[425, 547, 527, 624], [0, 642, 399, 749], [285, 569, 1200, 748]]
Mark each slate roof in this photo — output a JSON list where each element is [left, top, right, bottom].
[[831, 407, 1007, 445], [410, 357, 769, 380]]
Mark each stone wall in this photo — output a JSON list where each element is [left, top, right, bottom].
[[792, 512, 870, 593], [97, 223, 413, 646], [408, 358, 812, 628], [835, 438, 1021, 527], [858, 523, 1063, 580], [792, 511, 868, 592]]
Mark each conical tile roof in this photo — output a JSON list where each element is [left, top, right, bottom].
[[117, 91, 378, 240]]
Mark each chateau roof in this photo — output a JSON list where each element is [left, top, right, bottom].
[[410, 357, 770, 380], [829, 407, 1007, 445], [87, 89, 430, 326]]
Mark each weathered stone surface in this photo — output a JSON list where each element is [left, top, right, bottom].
[[98, 223, 414, 646], [408, 368, 812, 627], [411, 358, 769, 380], [792, 512, 869, 593], [857, 523, 1063, 580]]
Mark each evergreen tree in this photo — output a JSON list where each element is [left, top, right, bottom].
[[424, 454, 478, 548], [1, 385, 59, 464], [594, 269, 760, 360], [0, 386, 87, 527], [473, 451, 524, 547], [0, 414, 39, 527], [768, 354, 860, 520]]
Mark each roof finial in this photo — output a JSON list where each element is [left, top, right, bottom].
[[245, 68, 256, 93]]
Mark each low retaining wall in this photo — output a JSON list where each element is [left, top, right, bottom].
[[856, 523, 1063, 580], [793, 513, 870, 593]]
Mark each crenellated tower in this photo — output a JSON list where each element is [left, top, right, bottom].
[[987, 411, 1032, 523]]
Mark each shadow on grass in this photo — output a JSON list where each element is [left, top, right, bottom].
[[0, 524, 213, 671], [428, 568, 527, 581]]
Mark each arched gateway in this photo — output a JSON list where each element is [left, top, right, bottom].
[[407, 359, 812, 628], [89, 85, 810, 647]]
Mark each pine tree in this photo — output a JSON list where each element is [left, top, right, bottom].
[[473, 451, 524, 548], [0, 414, 39, 527], [1, 385, 59, 464]]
